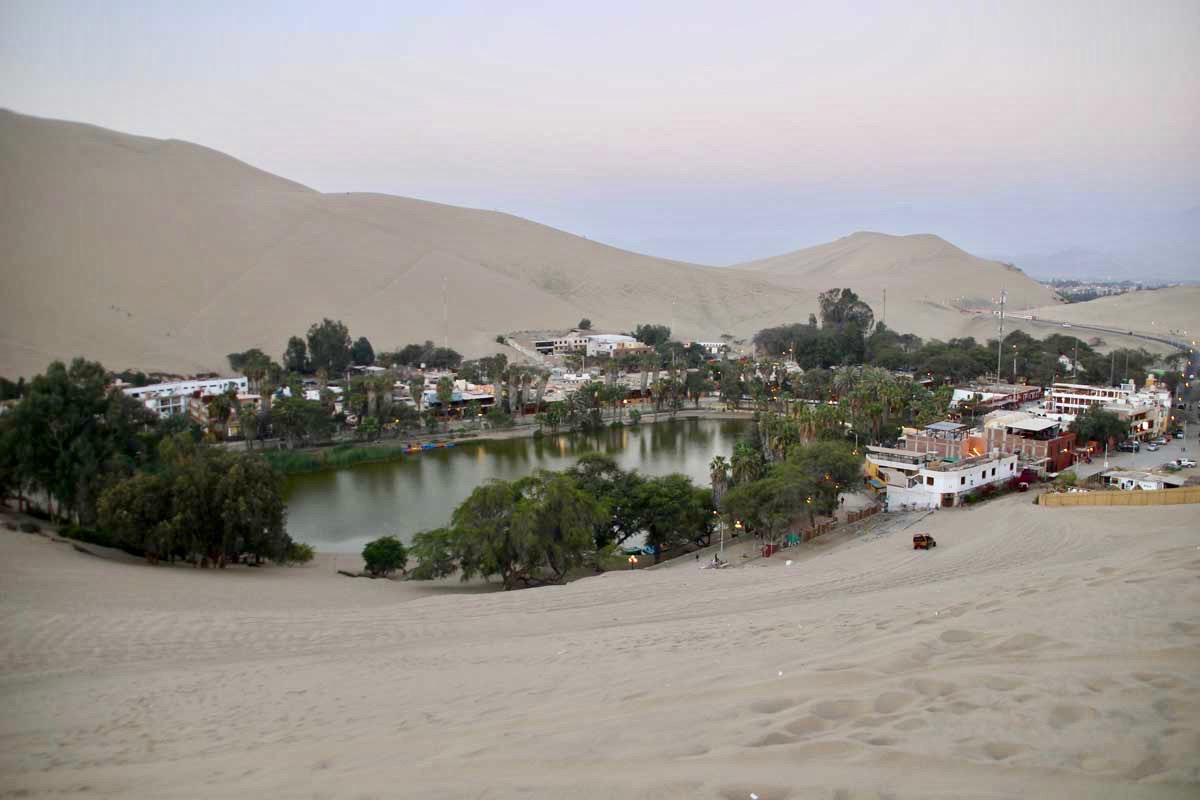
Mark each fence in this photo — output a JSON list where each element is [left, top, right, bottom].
[[1039, 486, 1200, 507], [846, 506, 880, 524]]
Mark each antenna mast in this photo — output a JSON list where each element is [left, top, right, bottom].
[[995, 289, 1006, 382]]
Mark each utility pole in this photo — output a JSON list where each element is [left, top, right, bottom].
[[1110, 351, 1115, 385], [442, 275, 448, 349], [1073, 339, 1079, 380], [995, 289, 1007, 383], [881, 288, 886, 329]]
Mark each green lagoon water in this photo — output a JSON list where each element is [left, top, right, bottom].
[[284, 418, 750, 553]]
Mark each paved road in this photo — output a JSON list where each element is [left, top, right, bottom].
[[1070, 418, 1196, 480]]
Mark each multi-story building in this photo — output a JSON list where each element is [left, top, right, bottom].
[[122, 377, 249, 419], [533, 334, 592, 355], [1044, 379, 1172, 439], [866, 446, 1020, 510], [981, 412, 1077, 473]]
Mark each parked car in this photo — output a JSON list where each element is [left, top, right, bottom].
[[1152, 436, 1168, 445], [913, 534, 937, 550], [1174, 430, 1185, 439], [1175, 458, 1196, 469], [1117, 440, 1140, 453], [1147, 443, 1160, 452]]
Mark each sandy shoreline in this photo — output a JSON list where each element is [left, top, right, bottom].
[[2, 495, 1197, 798]]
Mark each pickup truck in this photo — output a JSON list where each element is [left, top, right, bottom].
[[1171, 458, 1196, 469]]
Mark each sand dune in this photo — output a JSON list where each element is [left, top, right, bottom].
[[735, 232, 1063, 342], [1, 110, 1181, 378], [0, 110, 818, 378], [1027, 287, 1200, 342], [2, 494, 1198, 798]]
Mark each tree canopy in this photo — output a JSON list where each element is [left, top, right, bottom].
[[1069, 405, 1130, 446], [306, 318, 353, 374], [351, 336, 375, 367]]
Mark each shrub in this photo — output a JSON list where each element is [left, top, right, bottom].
[[19, 521, 40, 533], [3, 521, 16, 531], [287, 541, 316, 565], [362, 535, 408, 577]]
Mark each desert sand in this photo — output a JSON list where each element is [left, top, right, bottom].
[[1027, 287, 1200, 343], [8, 110, 1159, 381], [2, 494, 1198, 799]]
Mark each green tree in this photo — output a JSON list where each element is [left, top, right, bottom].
[[409, 528, 457, 579], [98, 435, 290, 566], [633, 323, 671, 347], [6, 358, 158, 524], [351, 336, 375, 367], [307, 318, 353, 374], [436, 376, 455, 426], [578, 318, 593, 330], [633, 474, 713, 559], [1069, 406, 1130, 448], [362, 535, 408, 577], [283, 336, 309, 373]]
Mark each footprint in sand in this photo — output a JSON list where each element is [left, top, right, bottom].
[[982, 676, 1022, 691], [911, 678, 957, 698], [873, 691, 913, 714], [893, 716, 927, 731], [939, 629, 976, 644], [810, 699, 866, 720], [750, 731, 797, 747], [1049, 705, 1092, 729], [1133, 672, 1183, 689], [983, 741, 1026, 760], [1126, 755, 1167, 781], [784, 716, 828, 737], [749, 698, 798, 715]]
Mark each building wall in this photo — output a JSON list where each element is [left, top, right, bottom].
[[983, 429, 1076, 472]]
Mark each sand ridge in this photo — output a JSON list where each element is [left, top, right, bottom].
[[1, 494, 1197, 798]]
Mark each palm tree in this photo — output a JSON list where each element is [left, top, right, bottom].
[[533, 370, 549, 415], [408, 377, 425, 415], [731, 441, 763, 485], [709, 455, 730, 507]]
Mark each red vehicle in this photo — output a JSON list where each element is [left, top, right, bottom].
[[913, 534, 937, 550]]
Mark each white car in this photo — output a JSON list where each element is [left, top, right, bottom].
[[1177, 458, 1197, 469], [1147, 443, 1160, 451]]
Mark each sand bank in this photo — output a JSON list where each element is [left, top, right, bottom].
[[1, 495, 1198, 798]]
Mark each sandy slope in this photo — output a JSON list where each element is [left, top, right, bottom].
[[735, 232, 1064, 343], [1026, 287, 1200, 342], [0, 110, 816, 378], [2, 495, 1197, 799]]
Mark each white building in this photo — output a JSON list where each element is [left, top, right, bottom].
[[122, 377, 248, 419], [687, 341, 728, 356], [1044, 379, 1173, 438], [867, 445, 1020, 510], [533, 334, 592, 355], [1100, 470, 1185, 491], [584, 334, 640, 357]]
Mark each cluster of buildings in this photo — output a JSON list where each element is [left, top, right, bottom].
[[532, 330, 728, 359], [1041, 377, 1175, 440], [866, 372, 1182, 507]]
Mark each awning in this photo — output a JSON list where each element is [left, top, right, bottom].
[[867, 478, 886, 490]]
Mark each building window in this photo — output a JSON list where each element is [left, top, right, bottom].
[[991, 468, 996, 476], [926, 476, 933, 486], [960, 477, 965, 485], [1009, 463, 1014, 471]]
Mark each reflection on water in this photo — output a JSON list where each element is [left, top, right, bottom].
[[284, 418, 750, 553]]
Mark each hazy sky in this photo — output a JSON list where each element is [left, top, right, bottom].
[[2, 1, 1198, 272]]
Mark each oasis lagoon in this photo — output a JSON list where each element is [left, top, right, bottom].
[[284, 418, 751, 553]]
